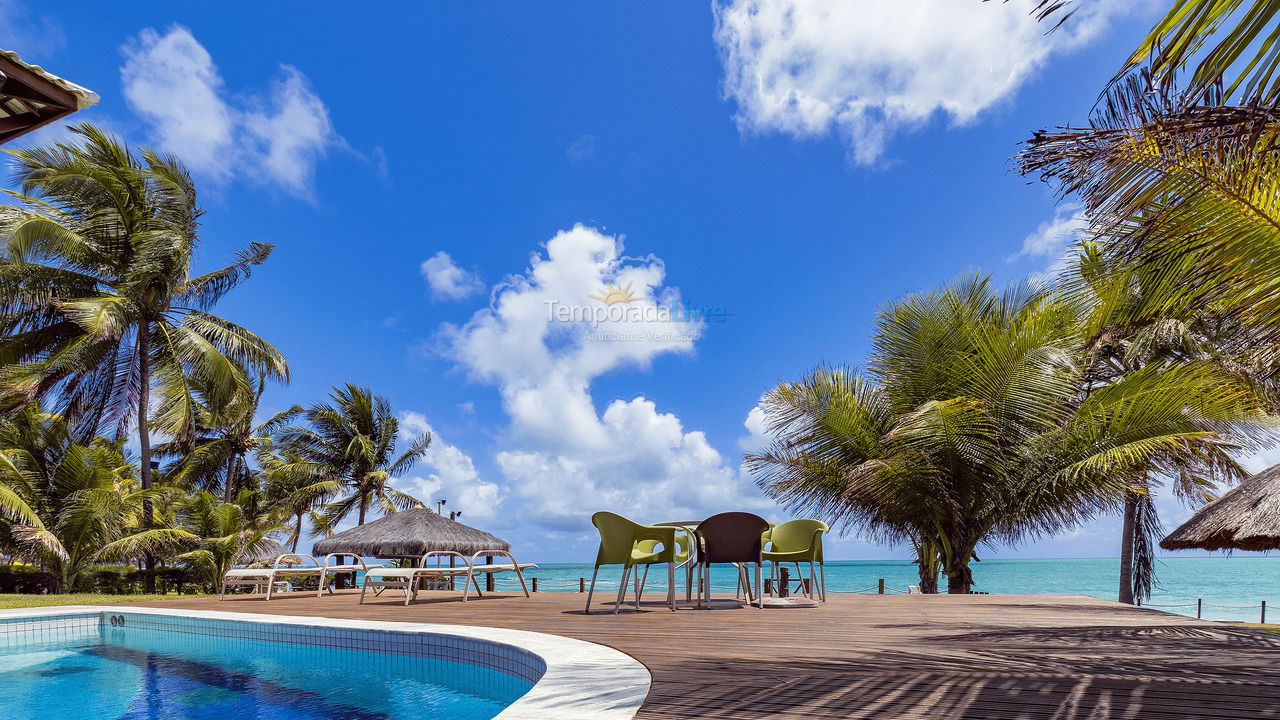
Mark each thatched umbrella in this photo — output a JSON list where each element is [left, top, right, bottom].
[[1162, 464, 1280, 551], [312, 507, 509, 560]]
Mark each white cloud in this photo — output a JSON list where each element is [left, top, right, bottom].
[[121, 25, 340, 199], [120, 27, 235, 181], [393, 411, 502, 520], [737, 400, 771, 451], [440, 225, 771, 531], [713, 0, 1124, 164], [421, 251, 485, 301], [243, 66, 337, 198], [1013, 202, 1088, 284]]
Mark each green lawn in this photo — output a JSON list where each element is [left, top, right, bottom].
[[0, 593, 207, 609]]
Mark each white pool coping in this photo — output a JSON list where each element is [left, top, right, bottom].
[[0, 605, 651, 720]]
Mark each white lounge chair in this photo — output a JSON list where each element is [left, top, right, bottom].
[[360, 550, 536, 605], [220, 553, 381, 600], [318, 553, 379, 592]]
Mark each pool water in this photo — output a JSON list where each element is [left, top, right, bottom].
[[0, 618, 530, 720]]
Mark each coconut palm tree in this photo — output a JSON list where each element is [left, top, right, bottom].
[[0, 124, 288, 586], [155, 374, 303, 503], [260, 446, 340, 552], [0, 406, 195, 591], [279, 384, 428, 529], [1071, 245, 1269, 603], [1020, 35, 1280, 603], [175, 489, 285, 588], [747, 274, 1267, 593]]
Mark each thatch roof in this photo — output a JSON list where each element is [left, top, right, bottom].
[[312, 507, 510, 558], [1162, 463, 1280, 551]]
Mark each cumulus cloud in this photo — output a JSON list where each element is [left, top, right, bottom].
[[713, 0, 1125, 164], [392, 411, 502, 520], [121, 25, 339, 199], [440, 225, 771, 531], [1013, 202, 1088, 284], [120, 27, 235, 181], [243, 67, 337, 197], [737, 401, 771, 452], [421, 251, 485, 301]]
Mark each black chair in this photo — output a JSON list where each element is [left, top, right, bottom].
[[693, 512, 770, 608]]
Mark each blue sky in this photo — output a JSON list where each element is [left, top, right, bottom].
[[6, 0, 1250, 563]]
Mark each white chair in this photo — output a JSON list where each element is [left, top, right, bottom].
[[221, 554, 325, 600], [360, 550, 536, 605], [319, 553, 380, 592], [220, 554, 381, 600]]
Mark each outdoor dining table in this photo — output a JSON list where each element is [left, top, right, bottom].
[[654, 522, 699, 602]]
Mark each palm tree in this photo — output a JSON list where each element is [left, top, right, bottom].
[[260, 446, 340, 552], [1072, 245, 1266, 603], [156, 374, 303, 503], [1020, 34, 1280, 603], [747, 275, 1267, 593], [0, 406, 195, 591], [0, 124, 288, 586], [175, 489, 285, 588], [279, 384, 428, 529]]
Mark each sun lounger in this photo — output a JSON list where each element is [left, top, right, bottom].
[[220, 553, 381, 600], [360, 550, 536, 605], [318, 553, 381, 591]]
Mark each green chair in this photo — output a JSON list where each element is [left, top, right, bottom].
[[633, 531, 691, 603], [586, 511, 681, 614], [763, 519, 829, 601]]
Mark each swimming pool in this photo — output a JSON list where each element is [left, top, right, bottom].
[[0, 607, 649, 720]]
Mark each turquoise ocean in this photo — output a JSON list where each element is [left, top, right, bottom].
[[480, 557, 1280, 623]]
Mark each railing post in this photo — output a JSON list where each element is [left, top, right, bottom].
[[1197, 598, 1202, 619], [532, 577, 538, 593], [878, 578, 885, 595], [486, 555, 494, 592], [579, 577, 585, 593], [1263, 600, 1268, 625]]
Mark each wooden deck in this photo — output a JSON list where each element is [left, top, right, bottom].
[[133, 590, 1280, 719]]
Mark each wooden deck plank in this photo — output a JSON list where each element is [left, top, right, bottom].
[[129, 591, 1280, 719]]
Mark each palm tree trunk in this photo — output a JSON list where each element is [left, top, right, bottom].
[[223, 454, 237, 503], [943, 540, 974, 594], [1118, 491, 1137, 605], [945, 561, 971, 593], [291, 513, 303, 553], [137, 325, 156, 593], [918, 568, 939, 594], [358, 494, 367, 525], [914, 539, 940, 594]]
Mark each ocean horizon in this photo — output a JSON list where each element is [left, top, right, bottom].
[[480, 556, 1280, 622]]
